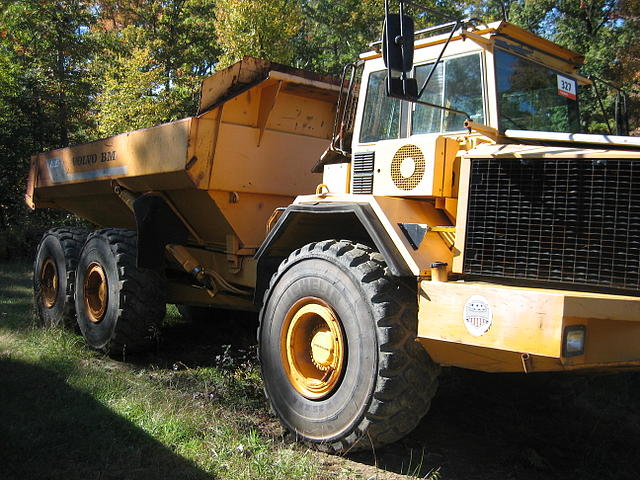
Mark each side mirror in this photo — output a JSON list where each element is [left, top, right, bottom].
[[382, 13, 414, 74]]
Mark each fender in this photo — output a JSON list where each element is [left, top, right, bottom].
[[254, 195, 454, 304]]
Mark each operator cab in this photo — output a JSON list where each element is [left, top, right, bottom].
[[342, 20, 588, 198]]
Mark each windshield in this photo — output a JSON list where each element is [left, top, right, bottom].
[[495, 49, 580, 133]]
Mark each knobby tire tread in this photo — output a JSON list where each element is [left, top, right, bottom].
[[88, 228, 165, 354], [34, 226, 88, 327], [259, 239, 439, 453]]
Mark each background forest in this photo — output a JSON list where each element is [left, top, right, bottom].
[[0, 0, 638, 258]]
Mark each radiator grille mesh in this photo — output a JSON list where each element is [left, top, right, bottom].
[[464, 157, 640, 292]]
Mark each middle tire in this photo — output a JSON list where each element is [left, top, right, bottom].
[[75, 229, 166, 355], [259, 240, 440, 453]]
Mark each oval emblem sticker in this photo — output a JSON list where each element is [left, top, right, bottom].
[[463, 295, 492, 337]]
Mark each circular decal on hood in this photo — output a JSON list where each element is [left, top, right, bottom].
[[464, 295, 492, 337]]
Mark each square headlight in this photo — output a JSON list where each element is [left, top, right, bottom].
[[563, 325, 586, 357]]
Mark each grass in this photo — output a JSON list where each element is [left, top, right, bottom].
[[0, 259, 320, 480], [4, 257, 640, 480]]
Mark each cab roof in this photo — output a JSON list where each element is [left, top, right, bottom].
[[361, 20, 584, 69]]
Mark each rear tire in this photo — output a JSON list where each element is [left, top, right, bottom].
[[75, 229, 166, 355], [33, 227, 88, 327], [258, 240, 439, 453]]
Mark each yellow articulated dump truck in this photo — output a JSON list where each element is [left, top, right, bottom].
[[26, 1, 640, 453]]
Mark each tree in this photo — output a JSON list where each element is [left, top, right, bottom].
[[0, 0, 96, 233], [91, 0, 220, 133], [617, 0, 640, 133], [1, 0, 97, 148], [213, 0, 303, 69], [94, 34, 166, 137], [294, 0, 463, 75]]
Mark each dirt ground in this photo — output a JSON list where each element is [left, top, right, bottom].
[[153, 313, 640, 480]]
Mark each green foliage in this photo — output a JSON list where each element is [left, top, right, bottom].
[[0, 0, 638, 246], [214, 0, 303, 69], [1, 0, 97, 147], [94, 32, 167, 137], [0, 0, 97, 234], [92, 0, 220, 134], [294, 0, 463, 75], [294, 0, 383, 74]]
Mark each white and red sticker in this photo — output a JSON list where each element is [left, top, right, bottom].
[[557, 75, 577, 100], [463, 295, 492, 337]]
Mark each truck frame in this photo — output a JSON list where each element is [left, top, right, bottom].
[[27, 1, 640, 453]]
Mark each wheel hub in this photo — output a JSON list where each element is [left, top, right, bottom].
[[281, 298, 345, 400], [40, 257, 58, 308], [310, 329, 335, 369], [84, 262, 108, 323]]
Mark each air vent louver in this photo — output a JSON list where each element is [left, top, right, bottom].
[[464, 157, 640, 293], [352, 151, 375, 194]]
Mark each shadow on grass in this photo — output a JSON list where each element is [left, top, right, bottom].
[[130, 310, 259, 370], [348, 368, 640, 480], [0, 357, 213, 480]]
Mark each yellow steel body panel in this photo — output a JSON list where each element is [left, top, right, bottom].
[[418, 280, 640, 373], [294, 194, 453, 276], [33, 118, 192, 189], [207, 190, 294, 249], [28, 58, 339, 252], [210, 123, 327, 195], [198, 56, 338, 114], [321, 163, 351, 194]]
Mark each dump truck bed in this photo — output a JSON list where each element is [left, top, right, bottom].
[[26, 57, 340, 251]]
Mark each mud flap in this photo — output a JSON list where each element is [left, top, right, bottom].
[[133, 194, 189, 270]]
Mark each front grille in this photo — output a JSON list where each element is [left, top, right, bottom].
[[352, 151, 374, 194], [464, 157, 640, 293]]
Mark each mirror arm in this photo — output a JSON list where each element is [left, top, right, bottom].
[[417, 20, 460, 99], [387, 91, 470, 120], [412, 99, 470, 120]]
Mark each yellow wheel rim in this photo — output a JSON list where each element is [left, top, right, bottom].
[[281, 297, 345, 400], [40, 257, 58, 308], [84, 262, 108, 323]]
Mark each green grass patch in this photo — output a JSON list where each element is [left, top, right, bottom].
[[0, 260, 320, 480]]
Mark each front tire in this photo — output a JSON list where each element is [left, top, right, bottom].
[[33, 227, 88, 327], [258, 240, 439, 453], [75, 229, 166, 355]]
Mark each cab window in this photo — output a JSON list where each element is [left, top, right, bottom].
[[359, 70, 402, 143], [412, 52, 485, 134]]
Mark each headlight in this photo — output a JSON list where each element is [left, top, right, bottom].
[[563, 325, 586, 357]]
